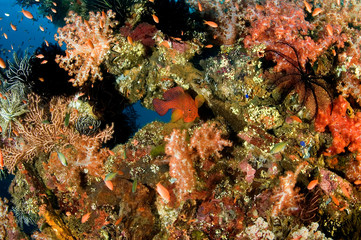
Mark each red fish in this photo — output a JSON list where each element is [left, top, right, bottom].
[[153, 86, 199, 122]]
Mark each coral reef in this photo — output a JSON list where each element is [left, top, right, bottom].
[[6, 0, 361, 239]]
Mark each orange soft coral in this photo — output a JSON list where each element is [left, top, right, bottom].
[[54, 11, 118, 86], [315, 95, 361, 160]]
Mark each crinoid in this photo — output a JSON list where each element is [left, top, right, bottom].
[[264, 42, 333, 120]]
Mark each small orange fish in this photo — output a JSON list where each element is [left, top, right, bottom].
[[205, 44, 213, 48], [51, 8, 57, 13], [44, 39, 49, 47], [0, 149, 3, 169], [104, 180, 113, 190], [41, 60, 48, 64], [303, 0, 312, 13], [355, 180, 361, 185], [81, 213, 91, 223], [307, 179, 318, 190], [156, 182, 170, 202], [38, 77, 45, 82], [290, 115, 302, 123], [152, 14, 159, 23], [127, 35, 133, 45], [0, 57, 6, 68], [10, 23, 17, 31], [39, 25, 44, 31], [204, 20, 218, 28], [52, 2, 57, 6], [326, 24, 333, 36], [21, 9, 34, 19], [312, 8, 323, 17], [3, 33, 8, 39], [198, 1, 203, 11], [46, 15, 53, 22], [152, 86, 199, 122], [36, 54, 44, 58], [108, 149, 115, 156]]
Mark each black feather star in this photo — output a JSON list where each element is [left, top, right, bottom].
[[264, 42, 333, 120]]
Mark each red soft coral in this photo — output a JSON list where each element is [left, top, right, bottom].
[[315, 95, 361, 160]]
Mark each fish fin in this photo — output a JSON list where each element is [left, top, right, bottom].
[[195, 94, 205, 108], [163, 86, 184, 101], [171, 109, 183, 122], [153, 98, 169, 116]]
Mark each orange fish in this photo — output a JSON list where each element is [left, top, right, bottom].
[[204, 20, 218, 28], [44, 39, 49, 47], [152, 86, 199, 123], [81, 212, 91, 223], [307, 179, 318, 190], [51, 8, 57, 13], [46, 15, 53, 22], [156, 182, 170, 202], [0, 149, 3, 169], [0, 57, 6, 68], [3, 33, 8, 39], [326, 24, 333, 36], [312, 8, 323, 17], [10, 23, 17, 31], [36, 54, 44, 58], [198, 1, 203, 11], [21, 9, 34, 19], [152, 14, 159, 23], [39, 25, 45, 31]]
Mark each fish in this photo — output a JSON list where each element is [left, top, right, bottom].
[[152, 86, 199, 123], [0, 57, 6, 68], [104, 172, 117, 181], [81, 213, 91, 223], [21, 9, 34, 19], [41, 60, 48, 64], [36, 54, 44, 58], [303, 0, 312, 13], [39, 25, 44, 31], [326, 24, 333, 36], [307, 179, 318, 190], [44, 39, 49, 47], [51, 8, 57, 13], [0, 149, 3, 169], [152, 14, 159, 23], [204, 20, 218, 28], [10, 23, 17, 31], [57, 151, 68, 166], [4, 13, 9, 17], [46, 15, 53, 22], [3, 33, 8, 39], [270, 141, 287, 154], [156, 182, 170, 202], [104, 180, 113, 190], [198, 1, 203, 11], [127, 35, 133, 45], [312, 8, 323, 17]]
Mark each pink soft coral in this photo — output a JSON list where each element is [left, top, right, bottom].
[[244, 0, 346, 72], [54, 11, 118, 86]]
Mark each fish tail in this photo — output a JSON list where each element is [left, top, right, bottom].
[[153, 99, 169, 116]]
